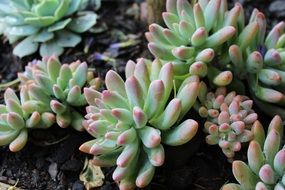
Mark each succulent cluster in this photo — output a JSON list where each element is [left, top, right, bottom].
[[79, 59, 200, 189], [145, 0, 285, 120], [0, 0, 97, 57], [222, 6, 285, 119], [248, 22, 285, 119], [222, 115, 285, 190], [147, 0, 242, 85], [0, 87, 55, 152], [198, 87, 258, 159], [18, 56, 100, 131]]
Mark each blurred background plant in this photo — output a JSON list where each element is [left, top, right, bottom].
[[0, 0, 98, 57]]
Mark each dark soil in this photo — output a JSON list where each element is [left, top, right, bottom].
[[0, 0, 283, 190]]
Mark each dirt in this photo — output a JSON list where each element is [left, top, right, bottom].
[[0, 0, 281, 190]]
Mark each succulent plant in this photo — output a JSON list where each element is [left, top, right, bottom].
[[0, 0, 98, 57], [0, 87, 55, 152], [198, 87, 258, 160], [247, 22, 285, 119], [146, 0, 236, 85], [227, 8, 266, 78], [223, 6, 285, 119], [79, 58, 200, 189], [18, 56, 100, 131], [222, 115, 285, 190]]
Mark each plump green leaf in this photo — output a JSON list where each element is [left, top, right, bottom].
[[56, 30, 81, 47], [67, 12, 97, 33], [66, 0, 82, 15], [13, 36, 39, 57], [10, 0, 31, 10], [25, 16, 56, 27], [33, 29, 54, 42], [34, 0, 59, 17], [8, 25, 39, 36], [55, 0, 70, 20], [48, 18, 72, 32], [39, 40, 64, 57], [4, 16, 24, 26]]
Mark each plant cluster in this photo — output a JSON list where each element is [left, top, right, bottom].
[[198, 87, 258, 160], [0, 87, 55, 152], [18, 56, 100, 131], [1, 0, 285, 190], [0, 56, 100, 151], [0, 0, 97, 57], [80, 59, 200, 188], [222, 115, 284, 190]]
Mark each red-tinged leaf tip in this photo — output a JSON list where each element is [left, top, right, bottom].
[[259, 164, 275, 184]]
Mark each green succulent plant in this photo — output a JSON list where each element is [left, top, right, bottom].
[[146, 0, 236, 86], [0, 0, 98, 57], [198, 87, 259, 160], [18, 56, 100, 131], [79, 58, 200, 189], [224, 5, 285, 119], [222, 115, 285, 190], [0, 87, 55, 152]]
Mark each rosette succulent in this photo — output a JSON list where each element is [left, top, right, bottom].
[[0, 87, 55, 152], [198, 87, 258, 160], [79, 59, 200, 189], [222, 115, 285, 190], [0, 0, 97, 57], [18, 56, 100, 131], [146, 0, 235, 85]]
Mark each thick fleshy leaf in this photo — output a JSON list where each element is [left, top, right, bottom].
[[162, 119, 198, 146], [39, 40, 64, 57], [54, 0, 70, 20], [8, 25, 39, 36], [25, 16, 56, 27], [56, 30, 81, 47], [247, 141, 265, 175], [116, 141, 139, 167], [117, 128, 136, 145], [73, 61, 87, 87], [34, 0, 59, 17], [66, 0, 82, 15], [48, 18, 72, 32], [151, 98, 182, 130], [105, 70, 127, 97], [9, 129, 28, 152], [13, 36, 39, 57], [259, 164, 276, 184], [264, 129, 281, 166], [138, 126, 161, 148], [232, 161, 259, 189], [176, 81, 199, 119], [274, 149, 285, 176], [33, 29, 54, 42], [67, 12, 97, 33], [7, 112, 25, 130], [125, 76, 144, 108], [143, 144, 165, 166], [47, 56, 61, 83], [135, 158, 155, 188], [144, 80, 165, 119], [133, 107, 148, 129]]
